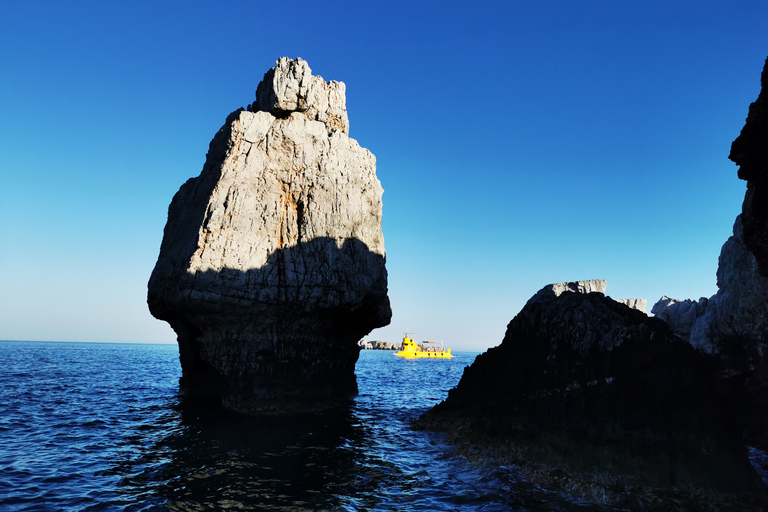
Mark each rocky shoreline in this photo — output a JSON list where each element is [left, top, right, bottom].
[[358, 340, 401, 350]]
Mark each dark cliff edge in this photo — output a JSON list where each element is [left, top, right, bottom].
[[416, 288, 767, 509], [729, 55, 768, 459], [732, 56, 768, 277]]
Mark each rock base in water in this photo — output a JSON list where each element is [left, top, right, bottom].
[[417, 281, 766, 507]]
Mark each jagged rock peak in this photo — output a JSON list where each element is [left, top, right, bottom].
[[615, 298, 647, 313], [525, 279, 606, 306], [651, 296, 708, 340], [249, 57, 349, 134], [527, 279, 646, 313], [654, 215, 768, 356]]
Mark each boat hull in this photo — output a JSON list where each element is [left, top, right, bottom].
[[394, 351, 453, 359]]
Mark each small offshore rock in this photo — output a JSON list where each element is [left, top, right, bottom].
[[359, 340, 399, 350]]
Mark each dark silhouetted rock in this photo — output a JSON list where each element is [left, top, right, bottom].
[[731, 56, 768, 276], [417, 282, 765, 505], [148, 58, 391, 413]]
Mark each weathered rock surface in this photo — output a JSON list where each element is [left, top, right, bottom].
[[417, 282, 765, 504], [524, 279, 606, 306], [527, 279, 646, 313], [653, 216, 768, 360], [359, 340, 399, 350], [148, 57, 391, 412], [731, 56, 768, 276], [614, 297, 647, 313], [651, 296, 709, 341], [653, 216, 768, 452]]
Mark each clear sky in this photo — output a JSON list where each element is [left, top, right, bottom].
[[1, 1, 766, 351]]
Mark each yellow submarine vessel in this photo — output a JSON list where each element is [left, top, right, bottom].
[[394, 332, 453, 359]]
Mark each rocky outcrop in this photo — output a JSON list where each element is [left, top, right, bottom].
[[614, 298, 647, 313], [148, 57, 391, 413], [693, 217, 768, 356], [651, 296, 709, 341], [417, 282, 765, 504], [524, 279, 606, 306], [652, 216, 768, 360], [731, 56, 768, 276], [527, 279, 646, 313], [359, 340, 399, 350]]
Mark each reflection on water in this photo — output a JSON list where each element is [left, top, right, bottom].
[[0, 342, 592, 511]]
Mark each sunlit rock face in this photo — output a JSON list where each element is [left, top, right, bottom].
[[652, 216, 768, 362], [148, 57, 391, 413], [731, 56, 768, 276]]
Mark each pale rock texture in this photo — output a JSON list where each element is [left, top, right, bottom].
[[525, 279, 646, 313], [691, 216, 768, 356], [652, 216, 768, 358], [615, 298, 647, 313], [525, 279, 606, 306], [148, 58, 391, 413], [651, 296, 708, 341], [251, 57, 349, 135]]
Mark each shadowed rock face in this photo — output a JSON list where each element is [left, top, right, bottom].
[[731, 56, 768, 276], [148, 57, 391, 413], [418, 283, 764, 498]]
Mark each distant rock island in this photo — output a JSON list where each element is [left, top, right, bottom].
[[148, 57, 391, 413], [359, 340, 400, 350]]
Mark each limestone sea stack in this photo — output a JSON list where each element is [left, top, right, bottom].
[[148, 57, 391, 413], [731, 56, 768, 276]]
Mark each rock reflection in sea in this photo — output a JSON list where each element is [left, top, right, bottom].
[[107, 351, 591, 511], [0, 341, 594, 511]]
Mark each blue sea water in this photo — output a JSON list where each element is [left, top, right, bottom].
[[0, 341, 593, 511]]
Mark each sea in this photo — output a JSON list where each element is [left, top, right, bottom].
[[0, 340, 605, 511]]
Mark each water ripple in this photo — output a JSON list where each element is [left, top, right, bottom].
[[0, 342, 597, 511]]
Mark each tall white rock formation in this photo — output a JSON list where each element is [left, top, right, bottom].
[[148, 57, 391, 413]]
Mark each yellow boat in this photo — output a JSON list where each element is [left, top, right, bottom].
[[394, 333, 453, 359]]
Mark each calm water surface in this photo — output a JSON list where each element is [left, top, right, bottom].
[[0, 341, 593, 511]]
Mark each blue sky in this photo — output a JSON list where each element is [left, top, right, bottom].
[[1, 1, 766, 351]]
